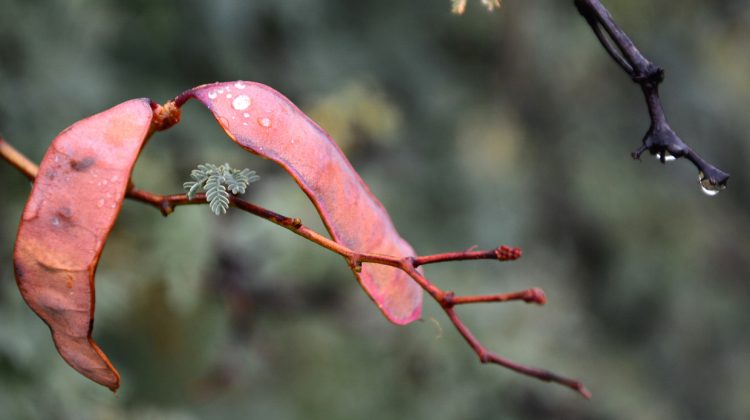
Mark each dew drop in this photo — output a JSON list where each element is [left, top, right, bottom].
[[226, 93, 233, 99], [242, 122, 248, 126], [258, 117, 271, 128], [218, 89, 224, 94], [97, 198, 105, 208], [101, 179, 108, 185], [110, 203, 117, 209], [235, 81, 246, 89], [232, 95, 251, 111], [208, 91, 217, 100], [243, 112, 250, 118], [656, 151, 676, 163], [698, 172, 724, 197]]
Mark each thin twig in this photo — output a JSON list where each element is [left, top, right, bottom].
[[574, 0, 729, 192], [0, 136, 38, 181], [1, 136, 590, 398]]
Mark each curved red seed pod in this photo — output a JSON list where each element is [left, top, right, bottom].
[[13, 99, 156, 391], [181, 81, 423, 324]]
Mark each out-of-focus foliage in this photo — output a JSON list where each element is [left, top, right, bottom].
[[1, 1, 749, 419]]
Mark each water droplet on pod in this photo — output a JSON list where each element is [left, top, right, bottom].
[[232, 95, 251, 111], [235, 81, 246, 89], [208, 91, 217, 100], [258, 117, 271, 128]]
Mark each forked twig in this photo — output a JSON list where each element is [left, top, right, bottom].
[[1, 136, 590, 398], [574, 0, 729, 194]]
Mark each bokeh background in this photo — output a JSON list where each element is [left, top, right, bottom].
[[1, 1, 749, 419]]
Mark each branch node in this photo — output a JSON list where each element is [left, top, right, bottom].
[[349, 257, 363, 273], [159, 201, 174, 217], [290, 217, 303, 228], [150, 100, 181, 132], [632, 65, 664, 85], [442, 291, 456, 308]]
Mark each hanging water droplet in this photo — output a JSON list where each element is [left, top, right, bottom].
[[258, 117, 271, 128], [235, 81, 246, 90], [208, 91, 217, 100], [698, 171, 724, 197], [232, 95, 251, 111], [656, 151, 676, 163]]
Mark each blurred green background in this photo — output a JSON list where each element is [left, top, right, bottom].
[[1, 1, 749, 419]]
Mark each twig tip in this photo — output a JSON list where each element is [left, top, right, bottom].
[[525, 287, 546, 305], [495, 245, 522, 261]]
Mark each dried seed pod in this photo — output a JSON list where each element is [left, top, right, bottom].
[[13, 99, 155, 391], [183, 81, 423, 324]]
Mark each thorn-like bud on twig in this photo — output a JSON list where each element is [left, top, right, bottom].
[[495, 245, 522, 261], [349, 258, 363, 273], [159, 202, 174, 217], [290, 217, 303, 228]]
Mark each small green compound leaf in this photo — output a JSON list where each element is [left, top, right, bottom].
[[183, 181, 202, 200], [183, 162, 260, 215], [205, 174, 229, 215]]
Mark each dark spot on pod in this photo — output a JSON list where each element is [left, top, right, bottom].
[[14, 261, 25, 278], [70, 157, 95, 171], [57, 207, 73, 219], [51, 207, 74, 228]]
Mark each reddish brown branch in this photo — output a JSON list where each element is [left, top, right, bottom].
[[414, 245, 521, 267], [1, 137, 590, 399], [445, 287, 547, 306], [0, 137, 38, 181], [444, 306, 592, 398]]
